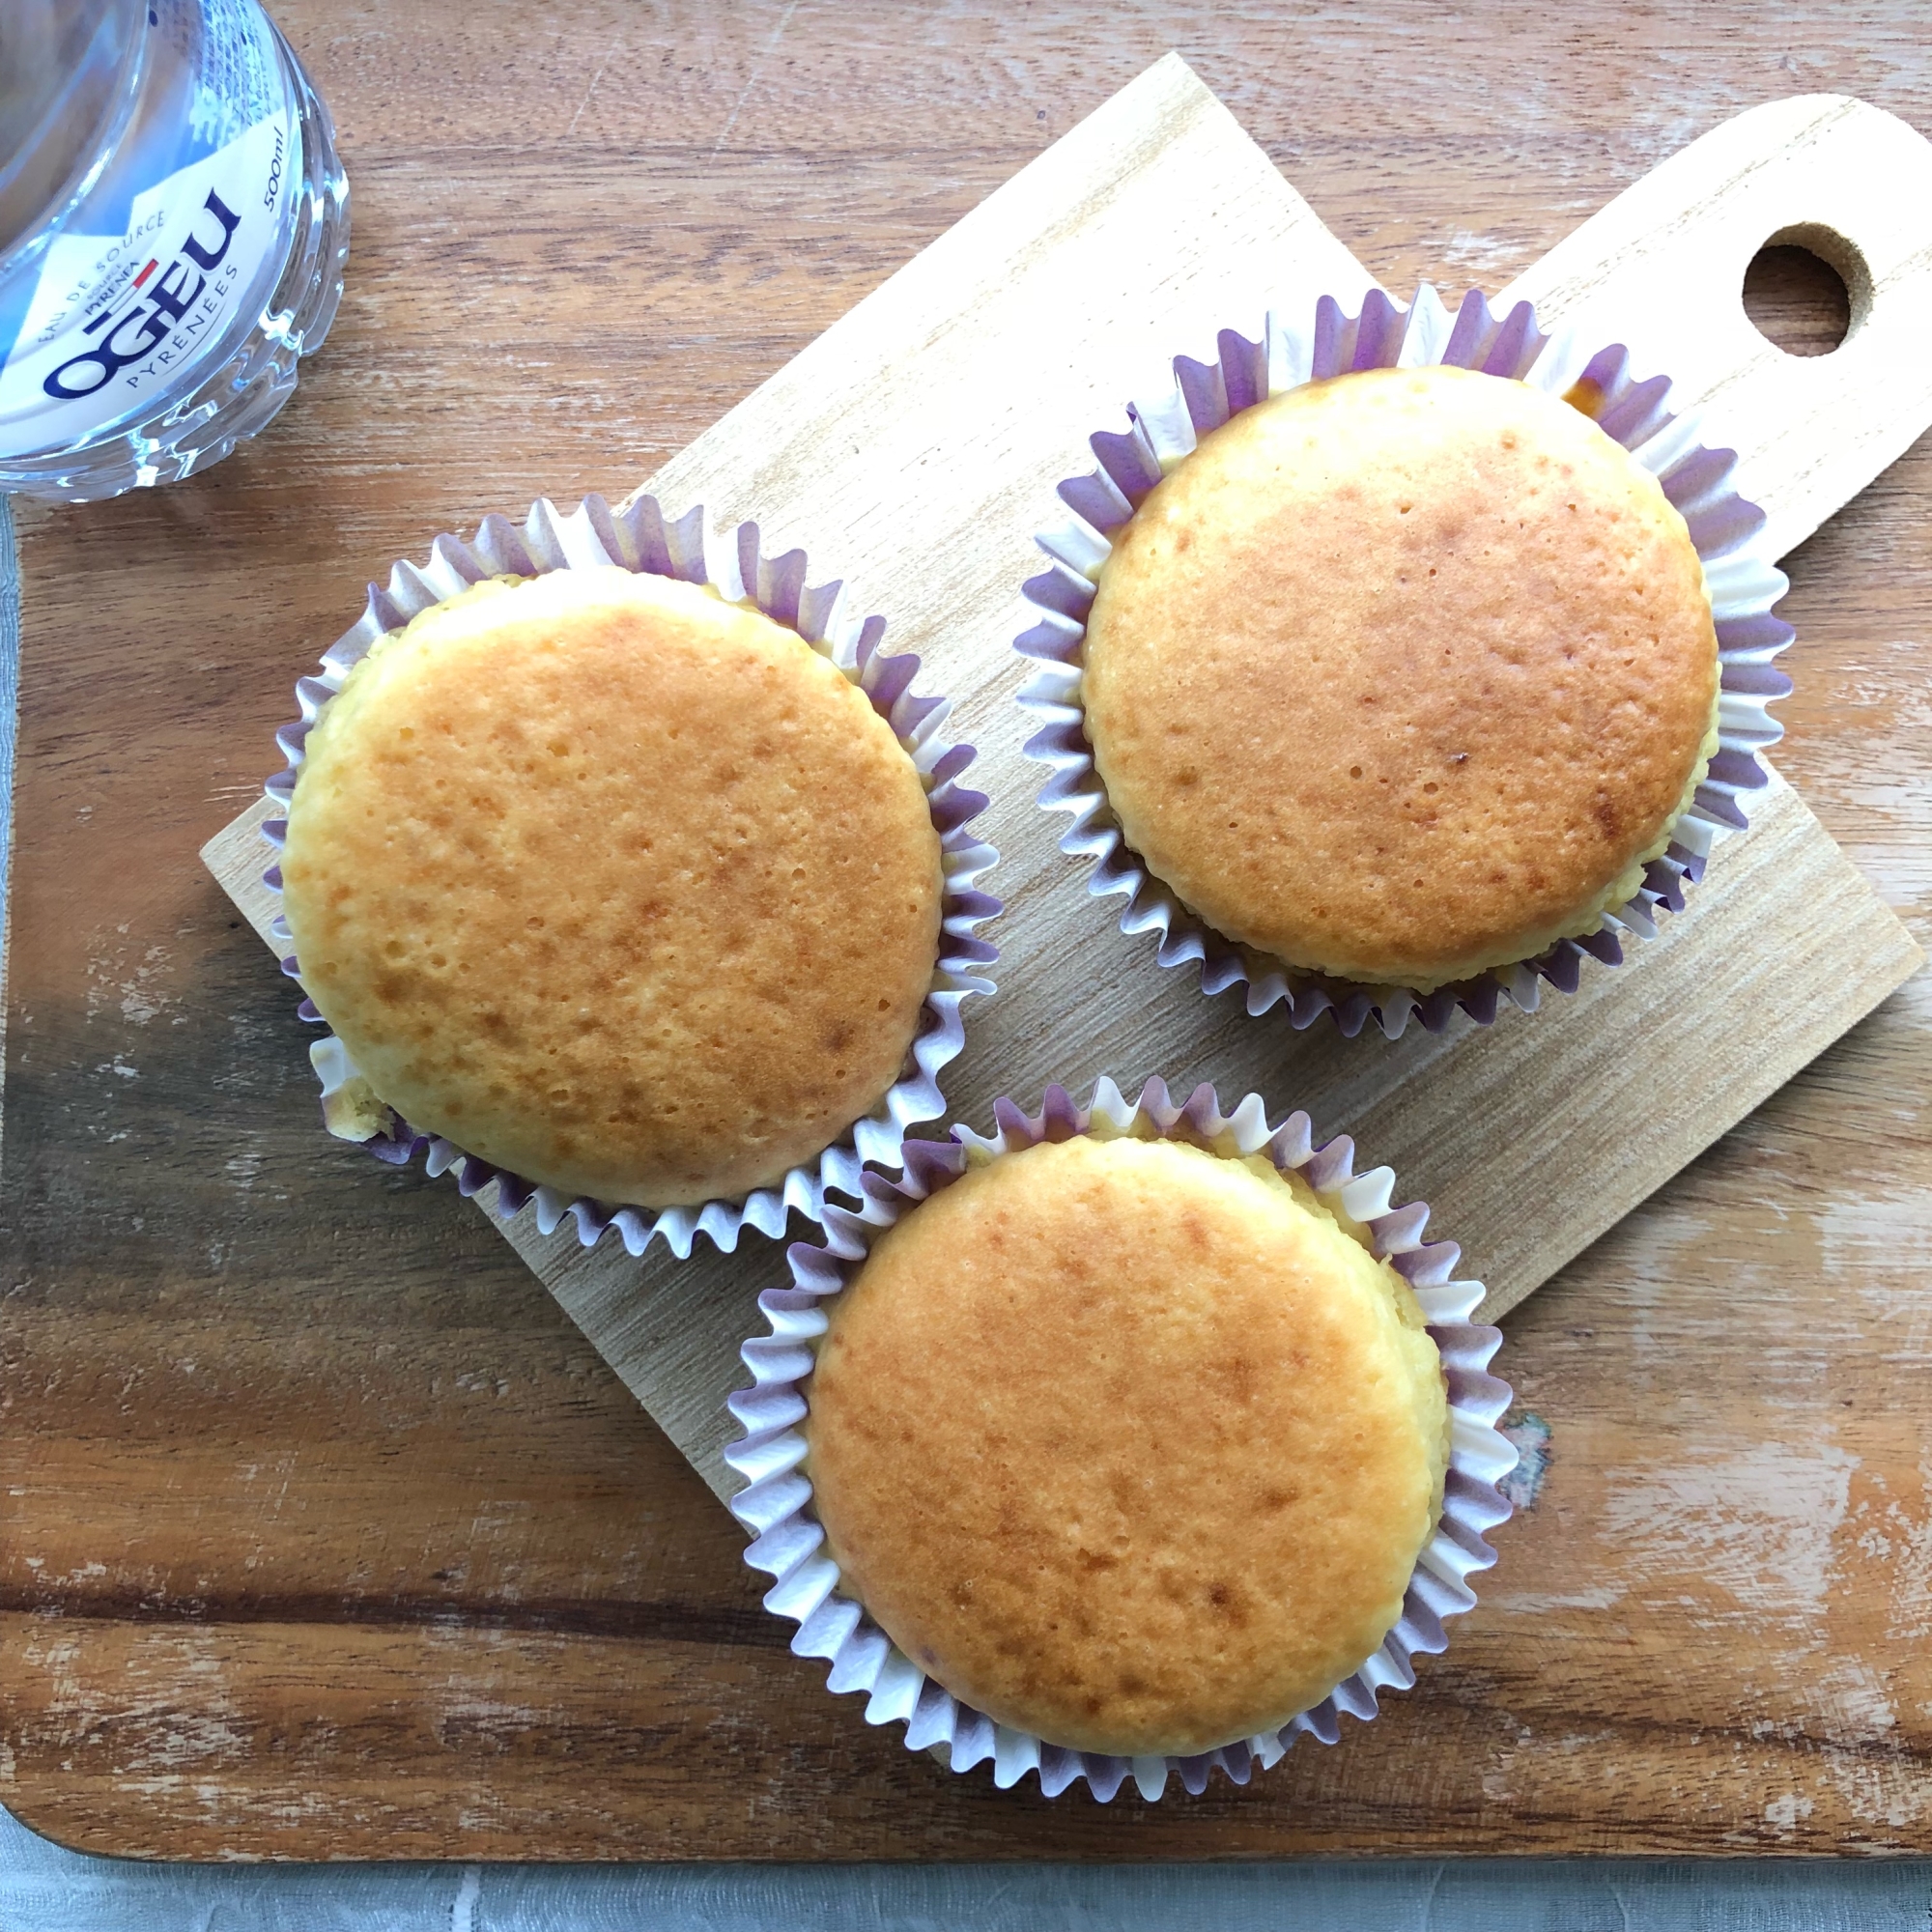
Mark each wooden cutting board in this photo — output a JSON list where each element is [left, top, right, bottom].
[[202, 63, 1929, 1500], [6, 3, 1932, 1861]]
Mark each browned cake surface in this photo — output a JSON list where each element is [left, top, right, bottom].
[[279, 567, 942, 1206], [1082, 364, 1720, 987], [804, 1134, 1448, 1757]]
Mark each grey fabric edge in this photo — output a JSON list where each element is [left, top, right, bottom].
[[3, 1805, 1932, 1932], [0, 489, 17, 1132]]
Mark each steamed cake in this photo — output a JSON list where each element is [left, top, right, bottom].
[[802, 1132, 1449, 1758], [278, 565, 943, 1207], [1081, 363, 1720, 989]]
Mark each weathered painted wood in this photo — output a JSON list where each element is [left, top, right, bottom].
[[9, 2, 1932, 1861]]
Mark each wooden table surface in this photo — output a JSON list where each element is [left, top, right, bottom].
[[5, 0, 1932, 1862]]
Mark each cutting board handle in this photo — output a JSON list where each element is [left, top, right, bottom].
[[1505, 93, 1932, 560]]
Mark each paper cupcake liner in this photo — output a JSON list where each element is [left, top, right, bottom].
[[1015, 284, 1795, 1039], [724, 1076, 1516, 1802], [260, 495, 1002, 1260]]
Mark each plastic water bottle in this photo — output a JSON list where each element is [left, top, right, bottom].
[[0, 0, 349, 502]]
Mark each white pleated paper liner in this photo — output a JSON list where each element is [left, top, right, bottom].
[[260, 495, 1002, 1261], [724, 1076, 1517, 1803], [1015, 284, 1795, 1039]]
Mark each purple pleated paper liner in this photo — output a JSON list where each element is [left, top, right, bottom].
[[261, 495, 1001, 1260], [724, 1075, 1517, 1802], [1016, 284, 1794, 1039]]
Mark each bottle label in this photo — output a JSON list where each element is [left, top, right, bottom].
[[0, 0, 298, 457]]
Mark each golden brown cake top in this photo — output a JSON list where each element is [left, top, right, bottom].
[[1082, 364, 1720, 989], [803, 1133, 1448, 1758], [279, 566, 942, 1208]]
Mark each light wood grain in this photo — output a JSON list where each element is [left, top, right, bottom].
[[202, 63, 1926, 1504], [1503, 94, 1932, 561], [9, 0, 1932, 1862], [205, 763, 1922, 1507]]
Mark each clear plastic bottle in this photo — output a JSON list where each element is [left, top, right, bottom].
[[0, 0, 349, 502]]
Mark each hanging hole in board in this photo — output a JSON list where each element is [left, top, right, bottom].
[[1742, 222, 1871, 357]]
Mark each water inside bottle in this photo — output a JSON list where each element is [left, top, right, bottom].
[[0, 0, 348, 502]]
